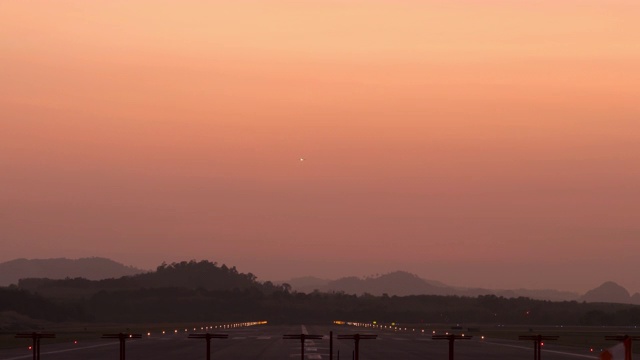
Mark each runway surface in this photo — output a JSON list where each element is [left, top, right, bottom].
[[0, 324, 602, 360]]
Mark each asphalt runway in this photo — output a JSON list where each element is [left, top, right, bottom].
[[0, 324, 604, 360]]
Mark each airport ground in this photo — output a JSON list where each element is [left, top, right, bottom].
[[1, 322, 639, 360]]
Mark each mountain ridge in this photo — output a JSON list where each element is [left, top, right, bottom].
[[286, 271, 640, 305], [3, 258, 638, 305]]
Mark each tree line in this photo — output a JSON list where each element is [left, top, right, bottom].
[[1, 260, 639, 326]]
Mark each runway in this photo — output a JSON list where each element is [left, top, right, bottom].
[[0, 324, 601, 360]]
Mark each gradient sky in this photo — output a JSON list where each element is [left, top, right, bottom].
[[1, 0, 639, 293]]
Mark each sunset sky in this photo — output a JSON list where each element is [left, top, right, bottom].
[[1, 0, 639, 293]]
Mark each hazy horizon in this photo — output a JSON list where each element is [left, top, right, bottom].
[[1, 255, 636, 295], [2, 1, 639, 295]]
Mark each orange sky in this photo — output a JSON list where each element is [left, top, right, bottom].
[[1, 0, 639, 293]]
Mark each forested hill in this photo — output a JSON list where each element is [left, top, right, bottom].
[[17, 260, 289, 298], [2, 260, 640, 327]]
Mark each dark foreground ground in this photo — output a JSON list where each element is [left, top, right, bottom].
[[1, 323, 634, 360]]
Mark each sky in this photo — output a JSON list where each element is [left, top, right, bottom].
[[1, 0, 639, 294]]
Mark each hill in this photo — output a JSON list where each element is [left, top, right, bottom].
[[0, 257, 145, 286], [581, 281, 638, 304], [324, 271, 452, 296], [3, 261, 640, 325], [292, 273, 640, 305], [16, 260, 285, 299]]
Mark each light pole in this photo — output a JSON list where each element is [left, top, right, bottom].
[[102, 333, 142, 360], [337, 334, 377, 360], [188, 333, 229, 360], [15, 332, 55, 360], [518, 334, 559, 360], [433, 334, 473, 360], [283, 333, 324, 360]]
